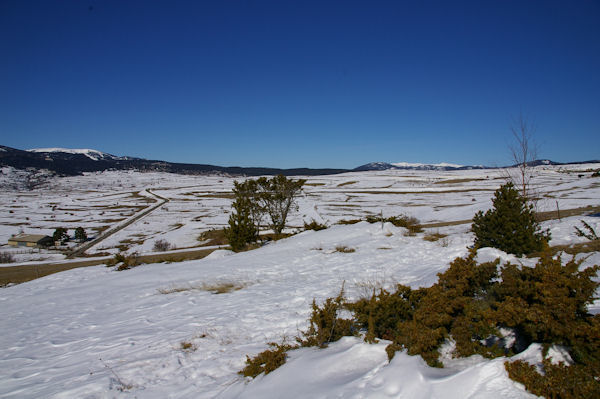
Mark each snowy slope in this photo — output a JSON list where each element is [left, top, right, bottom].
[[391, 161, 464, 169], [27, 148, 123, 161], [2, 217, 598, 398]]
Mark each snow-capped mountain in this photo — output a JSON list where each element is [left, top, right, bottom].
[[27, 148, 131, 161], [0, 145, 348, 176], [354, 161, 486, 171]]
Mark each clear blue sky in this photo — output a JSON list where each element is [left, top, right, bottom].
[[1, 0, 598, 168]]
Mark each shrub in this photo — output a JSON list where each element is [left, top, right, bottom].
[[575, 220, 599, 241], [74, 227, 87, 242], [299, 285, 357, 348], [386, 215, 423, 235], [257, 175, 306, 237], [241, 250, 600, 396], [153, 239, 172, 252], [108, 252, 140, 271], [472, 182, 550, 256], [224, 193, 258, 252], [240, 342, 296, 378], [506, 357, 600, 399], [347, 284, 418, 342], [491, 254, 599, 349], [0, 252, 16, 263], [365, 214, 423, 235], [303, 219, 328, 231], [197, 228, 228, 246]]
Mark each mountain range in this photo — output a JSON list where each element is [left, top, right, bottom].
[[1, 145, 598, 177]]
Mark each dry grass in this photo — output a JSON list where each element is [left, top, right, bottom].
[[304, 182, 326, 187], [535, 205, 600, 222], [423, 232, 448, 242], [0, 248, 218, 285], [158, 281, 248, 295], [434, 178, 486, 185], [337, 219, 362, 225], [198, 228, 228, 246], [337, 181, 358, 187], [549, 240, 600, 255], [335, 245, 356, 253], [194, 193, 236, 199]]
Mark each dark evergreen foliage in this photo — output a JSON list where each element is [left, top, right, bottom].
[[52, 227, 69, 243], [224, 175, 305, 250], [242, 250, 600, 397], [471, 182, 549, 256], [224, 189, 259, 252], [74, 227, 87, 242]]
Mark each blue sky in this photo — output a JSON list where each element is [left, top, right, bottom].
[[1, 0, 598, 168]]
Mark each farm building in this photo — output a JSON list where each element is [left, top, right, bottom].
[[7, 234, 53, 248]]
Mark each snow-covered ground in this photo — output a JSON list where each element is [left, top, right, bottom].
[[2, 163, 599, 262], [0, 165, 599, 398]]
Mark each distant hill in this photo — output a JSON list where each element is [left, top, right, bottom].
[[354, 159, 600, 171], [2, 145, 598, 177], [0, 145, 349, 177], [353, 162, 487, 171]]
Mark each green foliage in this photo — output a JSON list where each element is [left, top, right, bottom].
[[492, 254, 599, 348], [224, 176, 305, 250], [257, 175, 306, 237], [592, 169, 600, 178], [53, 227, 69, 243], [240, 249, 600, 394], [240, 342, 296, 378], [304, 219, 328, 231], [389, 252, 502, 366], [224, 180, 260, 252], [348, 284, 418, 342], [575, 220, 599, 241], [299, 285, 357, 348], [74, 227, 87, 242], [472, 182, 550, 256], [506, 358, 600, 399]]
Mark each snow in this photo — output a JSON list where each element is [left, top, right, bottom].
[[0, 165, 599, 397], [27, 148, 117, 161], [391, 161, 464, 168]]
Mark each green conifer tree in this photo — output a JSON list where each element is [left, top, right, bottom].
[[224, 186, 259, 251], [74, 227, 87, 242], [471, 182, 549, 256]]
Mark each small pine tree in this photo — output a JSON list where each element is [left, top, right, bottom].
[[224, 195, 258, 252], [471, 182, 549, 256]]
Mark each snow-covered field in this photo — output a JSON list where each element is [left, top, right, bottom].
[[1, 164, 599, 398], [2, 164, 599, 261]]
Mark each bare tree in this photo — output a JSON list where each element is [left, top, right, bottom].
[[508, 113, 538, 199]]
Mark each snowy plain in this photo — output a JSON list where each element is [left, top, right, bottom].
[[1, 164, 599, 398]]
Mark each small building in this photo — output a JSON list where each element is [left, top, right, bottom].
[[7, 234, 53, 248]]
